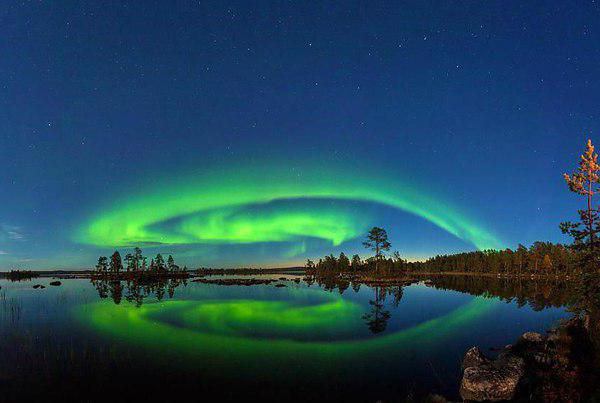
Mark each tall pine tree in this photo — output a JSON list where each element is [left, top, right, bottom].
[[561, 139, 600, 266], [363, 227, 391, 271]]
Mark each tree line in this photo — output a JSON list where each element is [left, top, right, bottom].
[[94, 247, 188, 275], [307, 139, 600, 277], [306, 227, 410, 274], [307, 237, 578, 276], [408, 242, 576, 275]]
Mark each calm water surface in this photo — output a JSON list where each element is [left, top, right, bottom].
[[0, 275, 570, 402]]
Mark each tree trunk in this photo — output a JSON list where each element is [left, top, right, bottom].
[[589, 176, 594, 251]]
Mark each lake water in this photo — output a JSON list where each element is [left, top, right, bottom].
[[0, 275, 571, 402]]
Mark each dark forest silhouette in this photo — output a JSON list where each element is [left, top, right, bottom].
[[305, 140, 600, 280], [94, 248, 188, 280]]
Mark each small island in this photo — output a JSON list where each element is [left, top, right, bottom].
[[92, 248, 189, 280]]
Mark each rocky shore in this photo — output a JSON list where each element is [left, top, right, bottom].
[[459, 317, 598, 402]]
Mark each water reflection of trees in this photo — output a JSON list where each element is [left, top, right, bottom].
[[305, 272, 600, 336], [424, 275, 580, 311], [306, 274, 406, 334], [362, 285, 405, 333], [362, 287, 391, 334], [91, 277, 187, 307]]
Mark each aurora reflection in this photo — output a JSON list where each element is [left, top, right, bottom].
[[75, 284, 499, 374]]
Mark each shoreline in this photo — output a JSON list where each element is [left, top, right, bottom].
[[0, 269, 579, 281]]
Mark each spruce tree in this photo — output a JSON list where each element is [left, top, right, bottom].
[[109, 251, 123, 274], [155, 254, 165, 272], [124, 253, 134, 272]]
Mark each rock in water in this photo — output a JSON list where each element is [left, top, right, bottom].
[[519, 331, 543, 343], [460, 348, 525, 401], [49, 281, 62, 286]]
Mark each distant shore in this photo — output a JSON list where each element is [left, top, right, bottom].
[[0, 267, 306, 279], [0, 268, 579, 280]]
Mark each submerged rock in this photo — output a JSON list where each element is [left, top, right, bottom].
[[460, 348, 525, 401], [32, 284, 46, 289], [49, 281, 62, 286]]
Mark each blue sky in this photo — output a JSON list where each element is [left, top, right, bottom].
[[1, 1, 599, 269]]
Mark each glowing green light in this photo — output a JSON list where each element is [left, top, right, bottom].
[[76, 164, 502, 251], [75, 288, 498, 373]]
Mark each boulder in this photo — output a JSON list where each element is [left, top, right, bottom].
[[461, 319, 594, 402], [460, 348, 525, 401], [519, 331, 543, 344], [49, 281, 62, 286], [32, 284, 46, 289], [462, 347, 488, 369]]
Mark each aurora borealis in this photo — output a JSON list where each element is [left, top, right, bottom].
[[1, 1, 599, 269], [76, 164, 502, 256], [2, 2, 599, 402]]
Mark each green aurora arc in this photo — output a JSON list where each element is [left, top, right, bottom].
[[74, 287, 498, 374], [76, 164, 502, 253]]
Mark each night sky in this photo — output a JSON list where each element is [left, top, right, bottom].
[[1, 1, 599, 269]]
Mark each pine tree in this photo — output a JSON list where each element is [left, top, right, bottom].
[[516, 244, 528, 274], [541, 254, 553, 271], [167, 255, 176, 272], [338, 252, 350, 271], [351, 254, 362, 271], [561, 139, 600, 266], [133, 247, 144, 271], [392, 251, 406, 270], [363, 227, 391, 271]]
